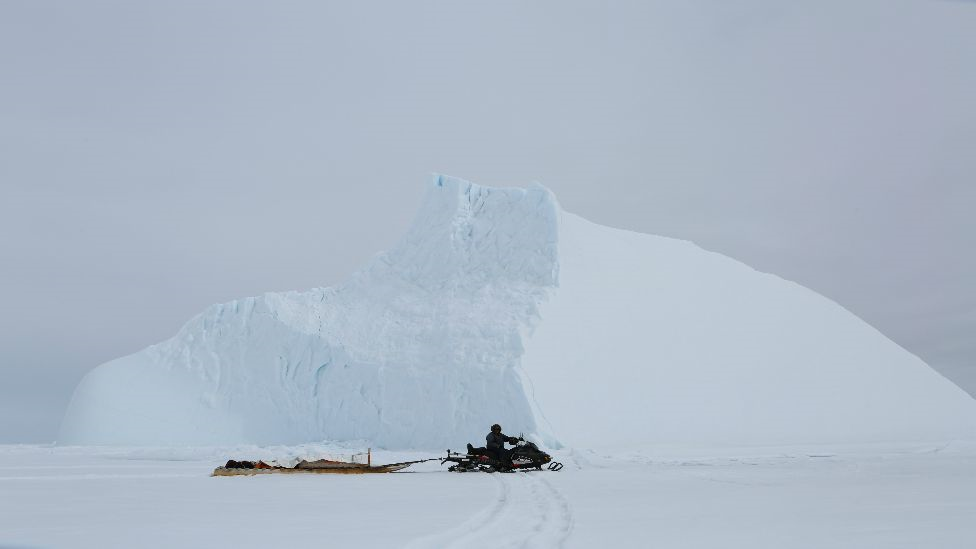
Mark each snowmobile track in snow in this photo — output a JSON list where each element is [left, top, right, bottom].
[[404, 471, 572, 549], [524, 475, 573, 548]]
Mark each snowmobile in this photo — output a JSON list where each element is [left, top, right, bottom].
[[441, 436, 563, 473]]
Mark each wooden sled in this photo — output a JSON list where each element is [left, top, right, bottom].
[[212, 462, 413, 476], [212, 454, 433, 476]]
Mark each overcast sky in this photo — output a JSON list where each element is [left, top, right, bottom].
[[2, 0, 974, 443]]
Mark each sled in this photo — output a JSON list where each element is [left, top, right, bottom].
[[212, 450, 437, 476], [212, 461, 416, 476]]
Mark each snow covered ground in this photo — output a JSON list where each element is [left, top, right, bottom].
[[3, 442, 975, 548]]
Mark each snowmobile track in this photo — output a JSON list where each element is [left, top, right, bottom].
[[404, 471, 572, 549], [527, 475, 573, 548], [403, 473, 510, 549]]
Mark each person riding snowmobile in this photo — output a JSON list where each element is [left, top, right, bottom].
[[465, 424, 520, 462], [449, 428, 562, 472], [485, 424, 519, 463]]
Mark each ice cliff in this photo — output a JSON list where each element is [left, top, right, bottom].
[[59, 175, 976, 448]]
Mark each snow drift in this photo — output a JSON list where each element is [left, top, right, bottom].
[[59, 175, 976, 448]]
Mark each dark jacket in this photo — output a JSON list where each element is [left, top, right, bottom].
[[486, 431, 515, 451]]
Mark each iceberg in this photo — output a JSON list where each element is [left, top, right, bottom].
[[59, 175, 976, 448]]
